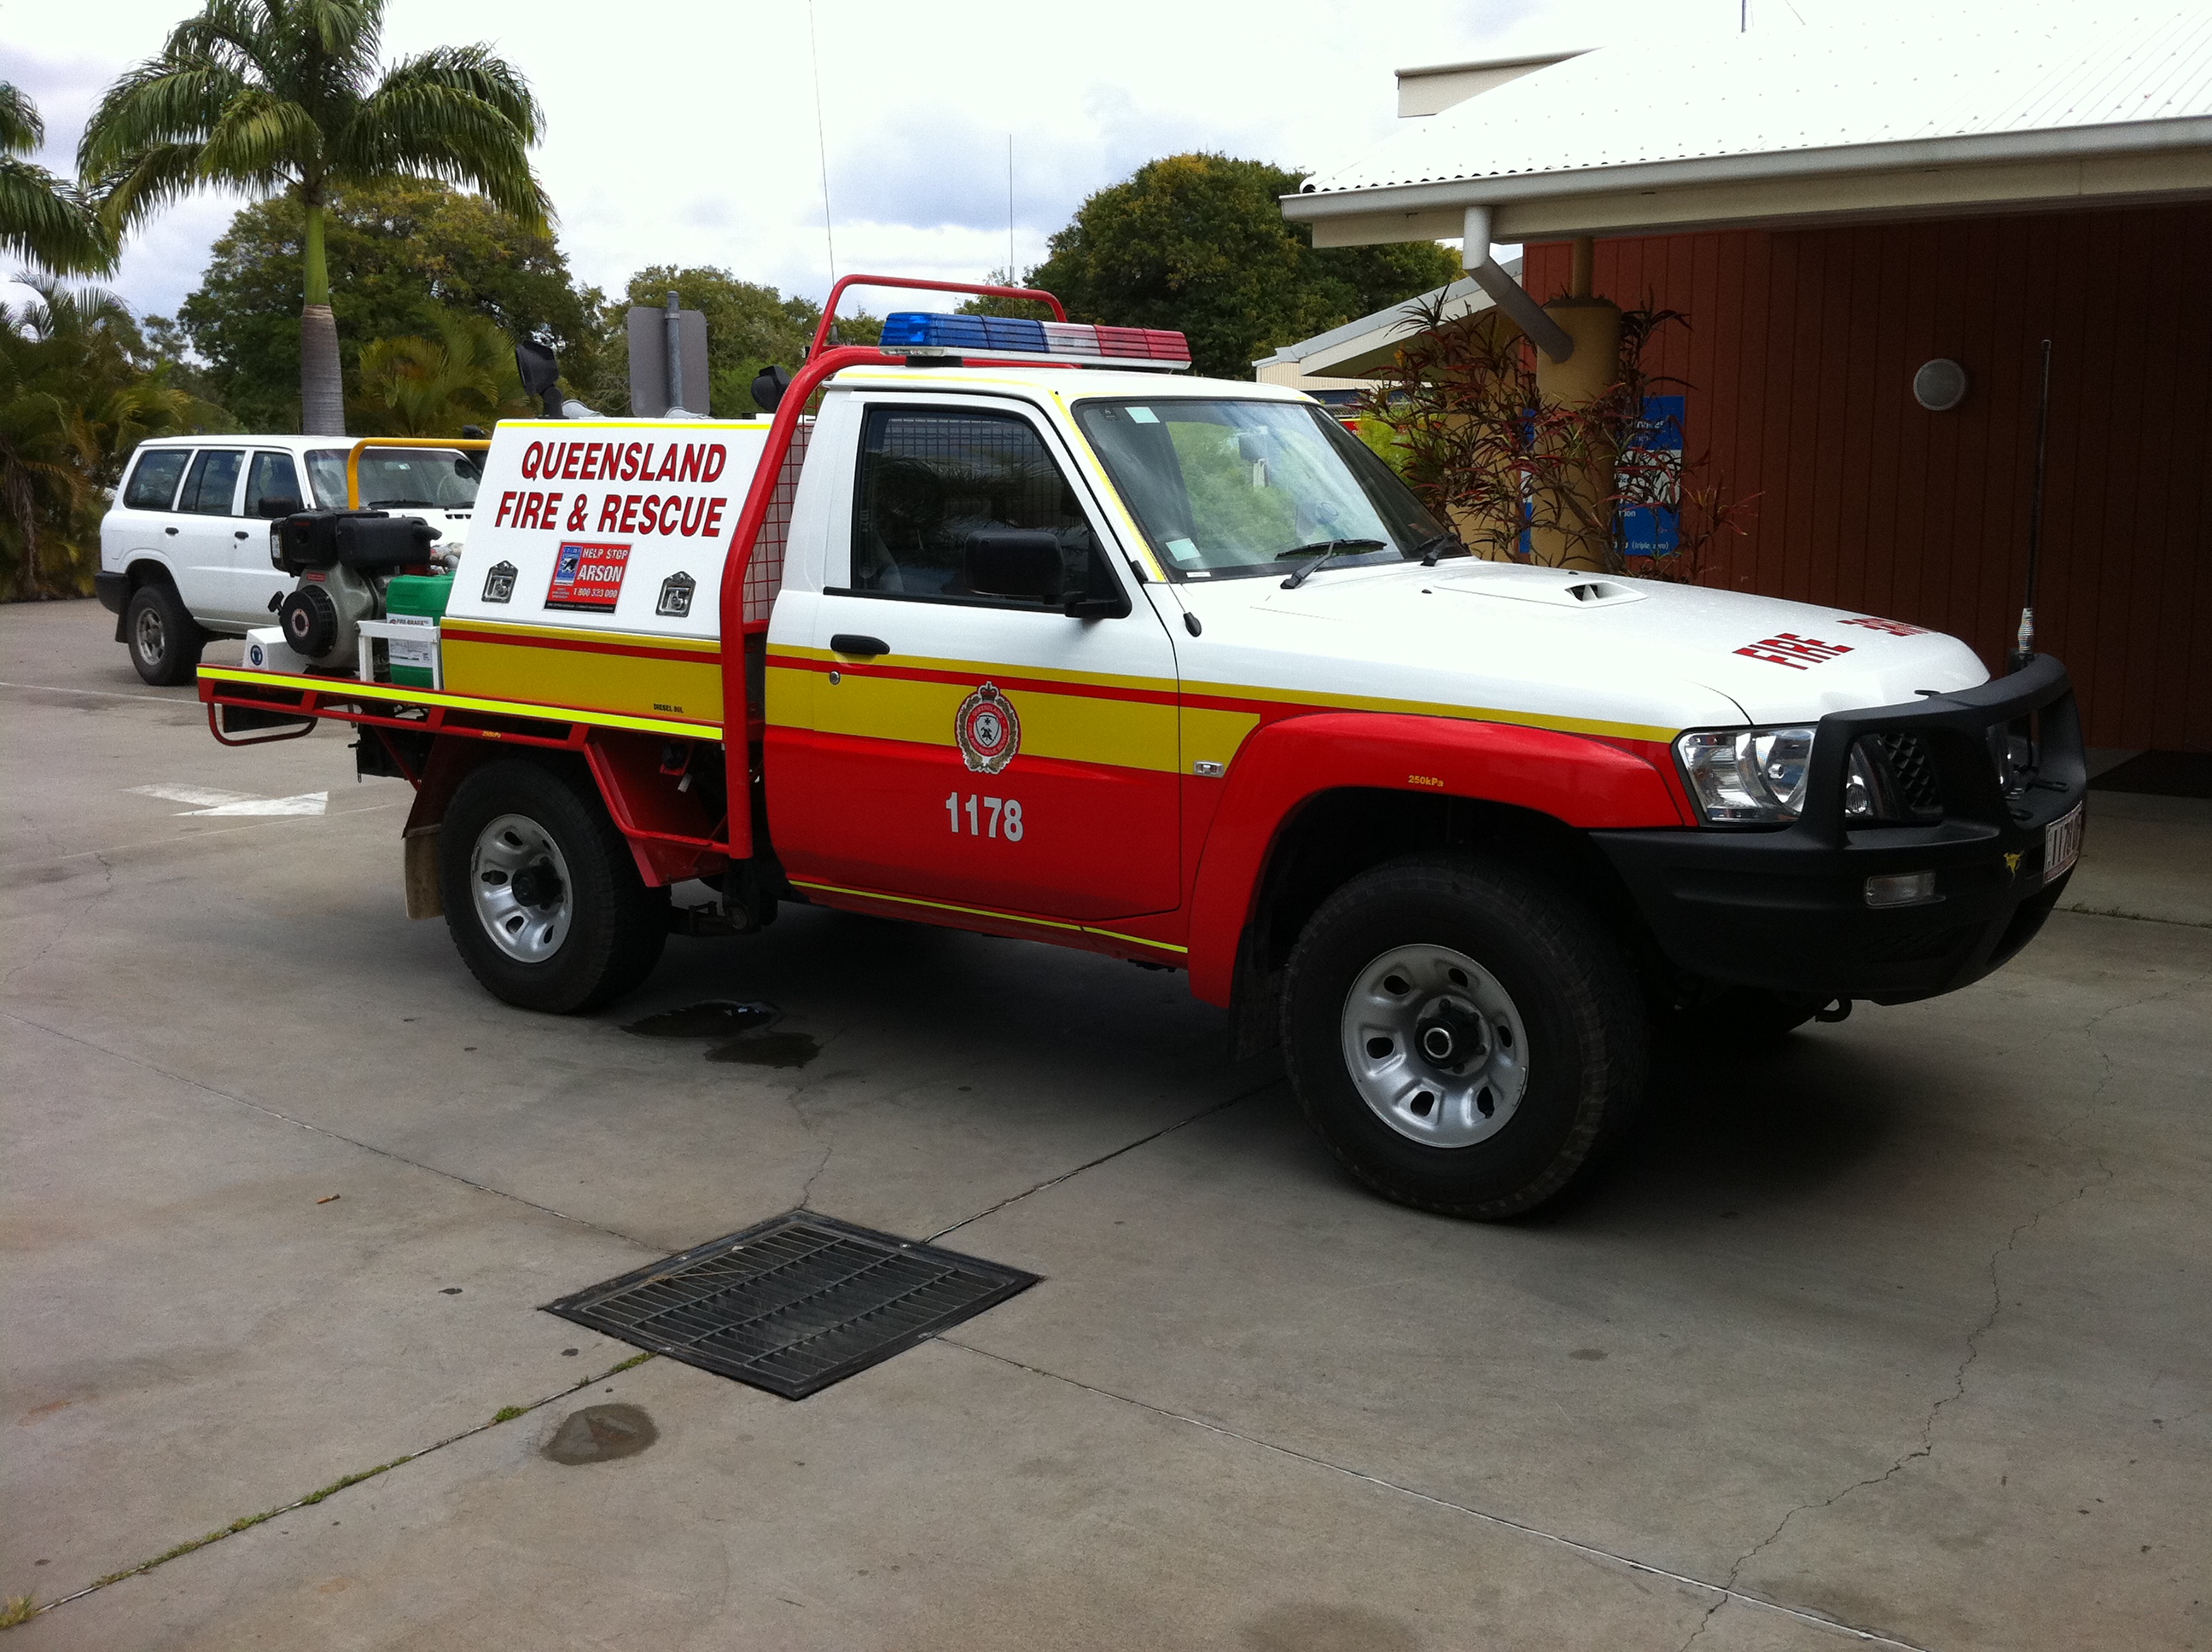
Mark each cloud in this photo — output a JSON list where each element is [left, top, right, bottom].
[[5, 0, 1780, 334]]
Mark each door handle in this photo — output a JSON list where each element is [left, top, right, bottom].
[[830, 633, 889, 659], [164, 526, 178, 535], [234, 529, 250, 539]]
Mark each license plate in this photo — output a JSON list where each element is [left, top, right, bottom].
[[2043, 803, 2084, 884]]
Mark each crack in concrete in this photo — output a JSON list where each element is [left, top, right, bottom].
[[926, 1075, 1282, 1244], [1, 1009, 660, 1251], [1677, 967, 2209, 1652], [16, 1351, 655, 1627], [937, 1338, 1935, 1652]]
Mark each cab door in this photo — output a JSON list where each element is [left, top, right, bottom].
[[774, 395, 1180, 922], [169, 447, 251, 623]]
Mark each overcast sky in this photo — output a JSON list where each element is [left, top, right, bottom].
[[3, 0, 1855, 329]]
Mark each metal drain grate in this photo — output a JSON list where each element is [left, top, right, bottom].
[[543, 1213, 1039, 1399]]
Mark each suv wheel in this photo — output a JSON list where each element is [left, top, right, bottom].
[[1282, 854, 1646, 1219], [439, 759, 668, 1013], [125, 580, 204, 686]]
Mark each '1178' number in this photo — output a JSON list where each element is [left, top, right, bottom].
[[947, 792, 1023, 841]]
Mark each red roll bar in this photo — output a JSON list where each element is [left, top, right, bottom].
[[807, 272, 1067, 358]]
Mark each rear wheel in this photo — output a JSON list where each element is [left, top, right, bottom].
[[439, 759, 667, 1013], [1282, 854, 1645, 1219], [125, 579, 204, 685]]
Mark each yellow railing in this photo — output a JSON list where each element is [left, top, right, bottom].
[[345, 436, 492, 509]]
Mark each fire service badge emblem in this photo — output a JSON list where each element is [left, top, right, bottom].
[[954, 682, 1020, 775]]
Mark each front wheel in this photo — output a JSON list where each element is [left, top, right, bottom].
[[1282, 855, 1646, 1219], [439, 758, 667, 1013]]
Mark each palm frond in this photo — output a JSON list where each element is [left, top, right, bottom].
[[199, 85, 320, 186], [381, 45, 543, 141], [0, 159, 119, 274], [336, 79, 550, 230], [0, 82, 45, 155], [84, 143, 220, 235], [78, 59, 248, 182]]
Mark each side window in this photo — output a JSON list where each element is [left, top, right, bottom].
[[242, 451, 301, 516], [850, 407, 1097, 600], [305, 451, 349, 508], [178, 449, 245, 515], [122, 449, 190, 511]]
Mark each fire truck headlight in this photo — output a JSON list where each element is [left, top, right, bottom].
[[1675, 725, 1817, 823]]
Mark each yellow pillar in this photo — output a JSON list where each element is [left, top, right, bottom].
[[1528, 289, 1622, 572]]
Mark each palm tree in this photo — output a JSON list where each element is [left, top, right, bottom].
[[2, 279, 208, 596], [353, 305, 531, 435], [0, 84, 116, 274], [79, 0, 549, 436]]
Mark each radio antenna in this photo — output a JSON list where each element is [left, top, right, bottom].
[[1007, 133, 1016, 282], [2011, 338, 2053, 672], [806, 0, 837, 295]]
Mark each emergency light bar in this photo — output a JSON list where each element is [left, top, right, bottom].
[[877, 312, 1191, 371]]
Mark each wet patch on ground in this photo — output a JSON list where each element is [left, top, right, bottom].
[[622, 1000, 820, 1067], [541, 1403, 657, 1465]]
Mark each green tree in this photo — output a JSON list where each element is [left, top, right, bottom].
[[353, 305, 531, 434], [2, 280, 217, 598], [0, 83, 115, 274], [603, 267, 881, 416], [79, 0, 550, 435], [175, 177, 599, 430], [1027, 154, 1460, 379]]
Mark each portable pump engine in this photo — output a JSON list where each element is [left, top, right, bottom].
[[270, 509, 446, 675]]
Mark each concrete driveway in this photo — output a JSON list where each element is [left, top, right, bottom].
[[3, 597, 2206, 1650]]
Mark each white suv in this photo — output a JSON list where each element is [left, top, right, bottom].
[[96, 434, 480, 683]]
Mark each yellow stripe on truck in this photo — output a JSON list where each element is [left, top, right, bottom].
[[808, 667, 1180, 773], [441, 636, 723, 724]]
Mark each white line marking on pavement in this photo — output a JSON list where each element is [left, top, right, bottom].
[[128, 783, 261, 808], [126, 784, 329, 817], [0, 679, 195, 704]]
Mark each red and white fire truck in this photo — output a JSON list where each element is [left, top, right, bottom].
[[198, 276, 2086, 1219]]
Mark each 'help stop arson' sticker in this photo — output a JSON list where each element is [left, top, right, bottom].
[[546, 541, 631, 612]]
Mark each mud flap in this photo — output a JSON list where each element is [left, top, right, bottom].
[[404, 826, 443, 920]]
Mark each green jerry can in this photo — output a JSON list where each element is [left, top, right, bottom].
[[382, 572, 454, 688]]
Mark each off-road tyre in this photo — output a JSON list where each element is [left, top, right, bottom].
[[125, 578, 205, 685], [439, 758, 667, 1014], [1282, 853, 1646, 1219]]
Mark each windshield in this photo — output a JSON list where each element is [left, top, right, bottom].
[[1074, 398, 1452, 579], [306, 448, 480, 511]]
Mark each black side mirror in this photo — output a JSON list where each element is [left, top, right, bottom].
[[256, 495, 302, 519], [965, 529, 1063, 602], [752, 365, 793, 415], [515, 340, 563, 418]]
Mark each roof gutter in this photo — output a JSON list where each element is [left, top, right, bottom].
[[1461, 205, 1575, 364], [1281, 116, 2212, 224]]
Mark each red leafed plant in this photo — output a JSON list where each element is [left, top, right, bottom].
[[1359, 292, 1755, 582]]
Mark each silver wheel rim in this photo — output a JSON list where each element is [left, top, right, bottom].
[[134, 605, 165, 664], [469, 812, 573, 963], [1341, 943, 1530, 1148]]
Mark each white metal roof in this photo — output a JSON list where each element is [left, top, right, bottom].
[[1253, 266, 1514, 382], [1292, 6, 2212, 214]]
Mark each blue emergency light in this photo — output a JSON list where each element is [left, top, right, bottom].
[[876, 311, 1191, 369]]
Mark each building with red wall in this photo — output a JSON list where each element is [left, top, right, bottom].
[[1278, 15, 2212, 753]]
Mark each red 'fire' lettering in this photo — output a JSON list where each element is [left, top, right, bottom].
[[597, 495, 621, 531]]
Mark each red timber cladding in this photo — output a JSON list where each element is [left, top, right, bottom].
[[1522, 204, 2212, 751]]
